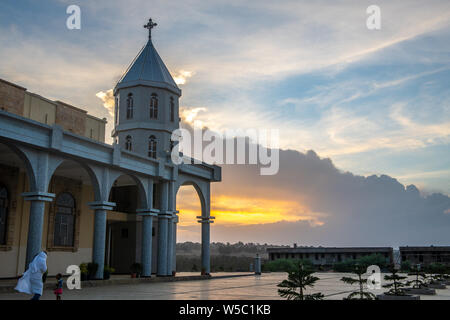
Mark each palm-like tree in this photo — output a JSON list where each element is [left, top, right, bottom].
[[406, 264, 427, 289], [277, 263, 324, 300], [341, 264, 376, 300], [383, 266, 408, 296]]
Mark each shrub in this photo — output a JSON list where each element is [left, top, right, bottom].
[[79, 263, 88, 275], [263, 259, 313, 272], [400, 260, 412, 272], [87, 262, 98, 277], [333, 254, 389, 272], [130, 262, 142, 274]]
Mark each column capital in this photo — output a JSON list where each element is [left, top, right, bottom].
[[157, 211, 173, 219], [197, 216, 215, 224], [88, 201, 116, 210], [21, 191, 55, 202], [137, 208, 159, 217]]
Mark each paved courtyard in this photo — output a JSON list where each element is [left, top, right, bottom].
[[1, 272, 449, 300]]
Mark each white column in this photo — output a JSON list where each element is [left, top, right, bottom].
[[89, 201, 115, 279], [138, 210, 157, 277], [172, 214, 178, 274], [22, 192, 55, 268], [255, 254, 262, 275], [166, 181, 175, 275], [197, 216, 215, 275], [157, 181, 170, 276]]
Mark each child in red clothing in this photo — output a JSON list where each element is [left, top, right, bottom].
[[54, 273, 63, 300]]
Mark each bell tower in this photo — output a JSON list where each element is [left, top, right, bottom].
[[112, 18, 181, 160]]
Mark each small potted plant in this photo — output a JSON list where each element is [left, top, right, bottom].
[[377, 265, 419, 300], [425, 263, 447, 289], [340, 264, 377, 300], [79, 263, 88, 281], [87, 262, 98, 280], [277, 263, 324, 300], [130, 262, 142, 278], [404, 264, 436, 295], [103, 265, 115, 280]]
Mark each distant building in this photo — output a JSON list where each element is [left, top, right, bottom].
[[267, 246, 393, 266], [400, 246, 450, 266]]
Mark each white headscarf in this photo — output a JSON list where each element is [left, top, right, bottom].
[[15, 251, 47, 295], [29, 251, 47, 274]]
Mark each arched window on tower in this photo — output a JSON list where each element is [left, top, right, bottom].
[[126, 93, 134, 119], [148, 135, 157, 158], [0, 185, 8, 245], [125, 135, 132, 151], [170, 97, 175, 122], [54, 192, 75, 247], [150, 93, 158, 119]]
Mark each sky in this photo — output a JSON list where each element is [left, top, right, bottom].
[[0, 0, 449, 246]]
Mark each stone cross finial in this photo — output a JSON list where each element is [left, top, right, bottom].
[[144, 18, 157, 40]]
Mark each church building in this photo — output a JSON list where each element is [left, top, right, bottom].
[[0, 19, 221, 279]]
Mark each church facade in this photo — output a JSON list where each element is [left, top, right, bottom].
[[0, 19, 221, 279]]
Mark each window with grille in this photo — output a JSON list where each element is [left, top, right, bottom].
[[54, 192, 75, 247]]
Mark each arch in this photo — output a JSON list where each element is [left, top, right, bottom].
[[46, 159, 101, 251], [0, 141, 37, 192], [47, 159, 102, 202], [107, 171, 148, 211], [175, 176, 208, 218], [150, 93, 158, 119], [126, 93, 134, 119], [148, 135, 157, 159]]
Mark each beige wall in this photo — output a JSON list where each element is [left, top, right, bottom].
[[85, 115, 106, 143], [0, 172, 98, 278], [23, 92, 57, 125]]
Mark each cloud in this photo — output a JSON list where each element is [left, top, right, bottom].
[[173, 127, 450, 245], [95, 89, 115, 116], [208, 147, 450, 245], [180, 106, 208, 123], [172, 70, 194, 85]]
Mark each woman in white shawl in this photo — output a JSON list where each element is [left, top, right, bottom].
[[15, 251, 48, 300]]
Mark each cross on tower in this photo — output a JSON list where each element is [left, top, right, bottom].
[[144, 18, 157, 40]]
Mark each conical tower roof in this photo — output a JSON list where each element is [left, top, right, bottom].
[[115, 19, 181, 96]]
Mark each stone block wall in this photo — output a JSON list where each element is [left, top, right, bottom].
[[0, 79, 25, 116], [55, 101, 87, 136]]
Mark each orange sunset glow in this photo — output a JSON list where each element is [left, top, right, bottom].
[[176, 186, 325, 240]]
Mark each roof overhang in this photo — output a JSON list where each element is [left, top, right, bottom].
[[114, 80, 182, 96]]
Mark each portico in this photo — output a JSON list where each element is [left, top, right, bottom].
[[0, 18, 221, 279]]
